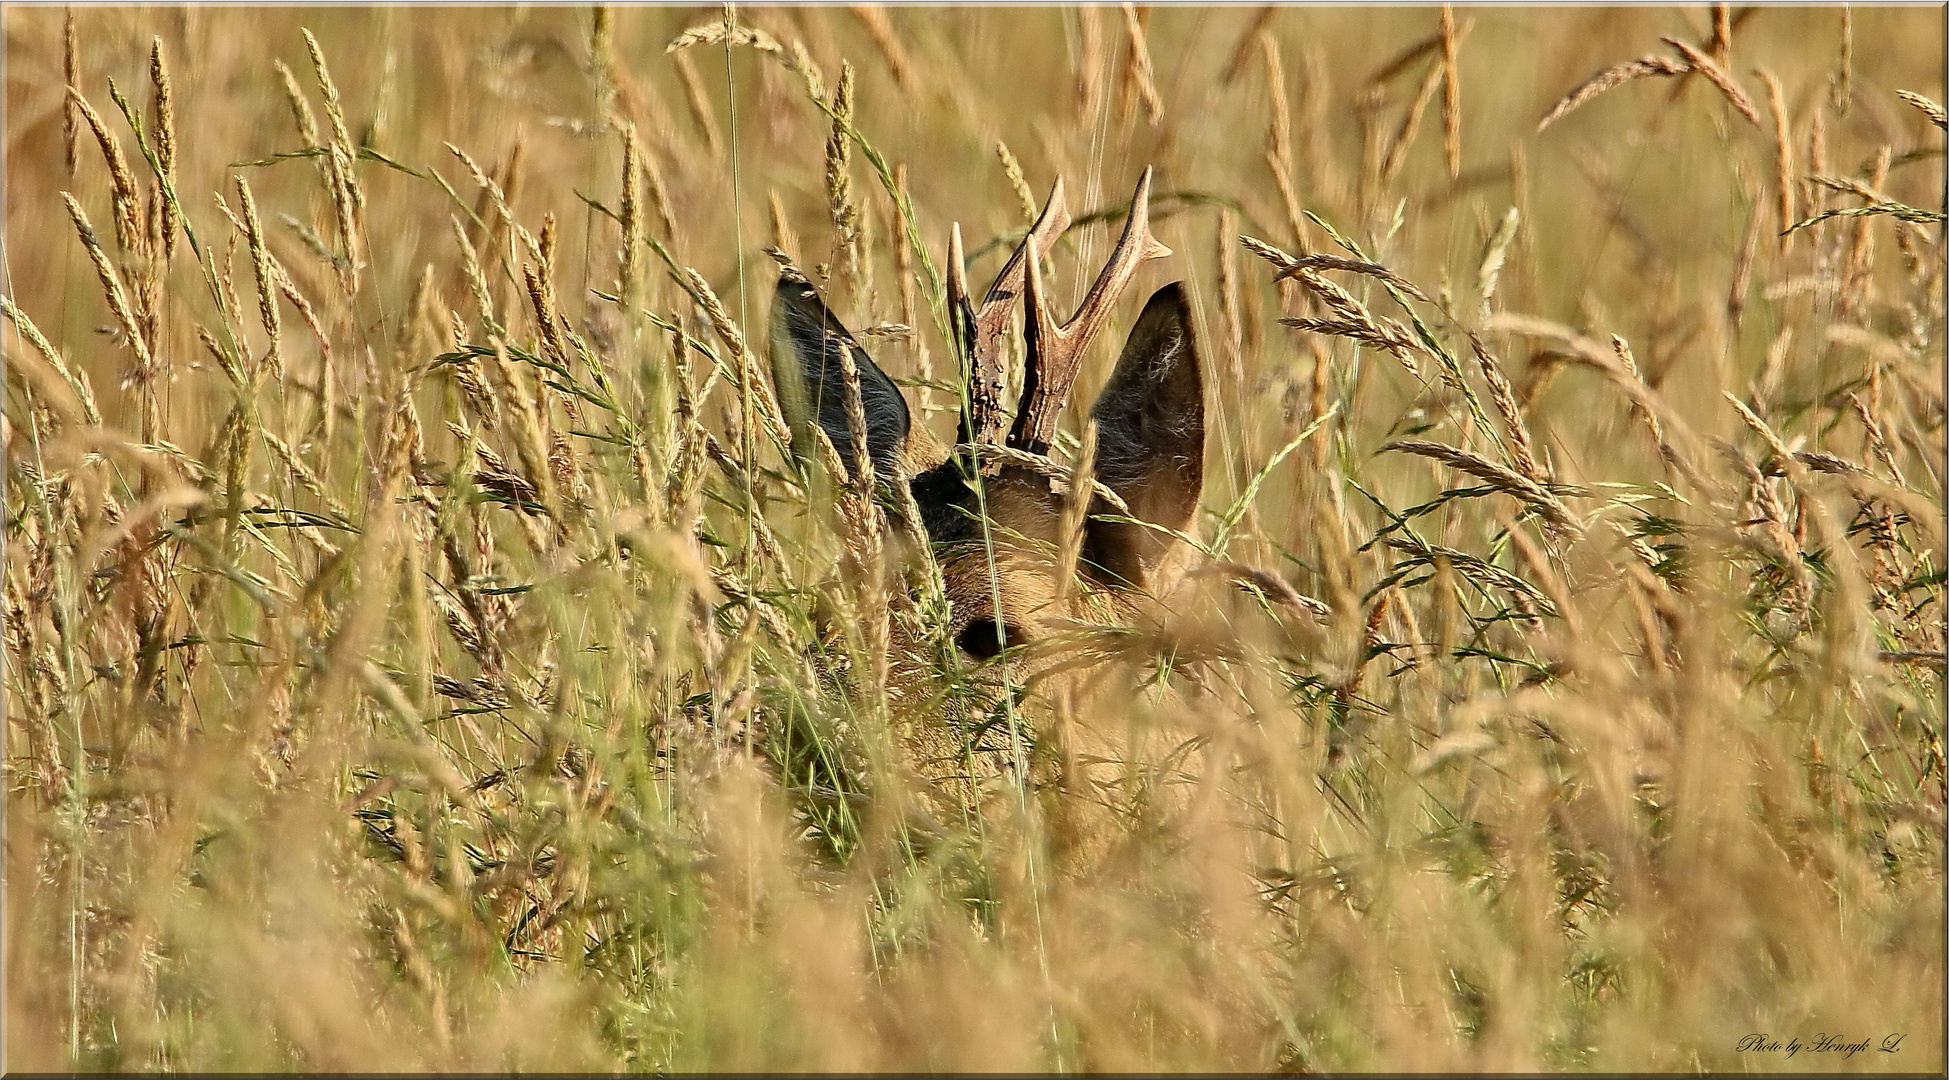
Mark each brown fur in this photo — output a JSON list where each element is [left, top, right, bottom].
[[771, 204, 1211, 842]]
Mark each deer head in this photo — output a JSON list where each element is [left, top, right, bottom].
[[770, 169, 1203, 668]]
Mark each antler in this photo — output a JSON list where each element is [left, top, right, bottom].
[[1007, 167, 1172, 454], [950, 180, 1073, 446]]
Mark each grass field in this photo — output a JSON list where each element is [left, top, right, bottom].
[[4, 5, 1945, 1072]]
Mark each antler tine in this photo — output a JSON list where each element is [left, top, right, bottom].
[[947, 222, 976, 366], [958, 179, 1072, 447], [947, 222, 971, 320], [1008, 166, 1173, 454]]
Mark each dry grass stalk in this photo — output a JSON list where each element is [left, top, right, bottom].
[[485, 336, 562, 535], [673, 264, 792, 454], [825, 62, 863, 303], [445, 348, 499, 433], [1832, 6, 1853, 114], [63, 8, 79, 176], [149, 37, 176, 261], [1898, 90, 1947, 129], [234, 178, 283, 380], [1660, 36, 1762, 128], [1750, 325, 1793, 408], [833, 333, 890, 684], [1807, 101, 1829, 217], [1730, 447, 1802, 579], [1609, 334, 1663, 449], [641, 148, 680, 251], [135, 197, 164, 358], [1807, 174, 1889, 204], [2, 295, 102, 425], [1118, 3, 1163, 127], [1502, 510, 1579, 637], [1839, 146, 1892, 320], [447, 143, 540, 263], [1259, 31, 1308, 250], [302, 28, 364, 288], [888, 162, 931, 421], [463, 135, 520, 252], [996, 141, 1036, 224], [1723, 395, 1825, 562], [67, 86, 144, 255], [1280, 317, 1421, 364], [1468, 334, 1542, 483], [850, 5, 916, 97], [767, 190, 799, 260], [450, 216, 500, 336], [1439, 5, 1461, 179], [785, 37, 826, 105], [1476, 206, 1519, 322], [671, 50, 723, 157], [1053, 420, 1100, 607], [1245, 236, 1427, 374], [1217, 208, 1246, 401], [1331, 588, 1392, 735], [273, 59, 321, 149], [1365, 27, 1448, 90], [62, 193, 155, 434], [1221, 7, 1277, 86], [1600, 332, 1718, 497], [1075, 4, 1103, 117], [301, 28, 356, 205], [618, 122, 644, 307], [1755, 67, 1795, 252], [523, 254, 573, 378], [837, 335, 879, 514], [213, 211, 245, 334], [1728, 195, 1763, 328], [538, 211, 558, 277], [1382, 438, 1579, 537], [1380, 59, 1444, 193], [1261, 30, 1291, 172], [666, 13, 783, 56], [1269, 253, 1432, 303], [589, 7, 616, 120], [1708, 3, 1733, 67], [1387, 531, 1554, 616], [261, 428, 339, 514], [1847, 391, 1905, 486], [1308, 341, 1331, 471], [1535, 54, 1687, 133]]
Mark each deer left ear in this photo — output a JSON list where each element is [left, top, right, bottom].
[[769, 277, 911, 483], [1083, 282, 1206, 588]]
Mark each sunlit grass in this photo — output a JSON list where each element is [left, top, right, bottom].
[[3, 5, 1943, 1073]]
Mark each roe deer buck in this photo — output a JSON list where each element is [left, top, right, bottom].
[[770, 168, 1229, 826]]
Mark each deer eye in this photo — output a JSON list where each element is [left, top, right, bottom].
[[956, 618, 1019, 660]]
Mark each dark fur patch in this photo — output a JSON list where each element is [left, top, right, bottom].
[[769, 278, 911, 483], [1083, 282, 1206, 586]]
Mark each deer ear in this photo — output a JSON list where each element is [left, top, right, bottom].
[[769, 276, 911, 482], [1083, 282, 1206, 588]]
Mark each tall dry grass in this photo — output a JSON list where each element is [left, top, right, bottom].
[[3, 5, 1944, 1073]]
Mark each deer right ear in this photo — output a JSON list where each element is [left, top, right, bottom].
[[1082, 282, 1206, 589], [769, 277, 911, 482]]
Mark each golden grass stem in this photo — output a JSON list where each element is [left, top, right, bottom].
[[149, 38, 176, 261], [1118, 3, 1163, 127], [66, 87, 144, 255], [233, 177, 282, 380], [1439, 5, 1461, 180]]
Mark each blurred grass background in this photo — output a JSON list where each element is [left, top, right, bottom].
[[3, 4, 1945, 1073]]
